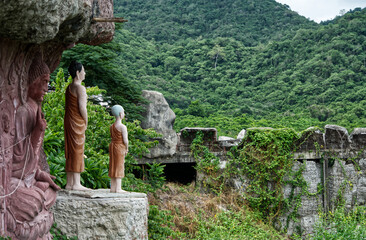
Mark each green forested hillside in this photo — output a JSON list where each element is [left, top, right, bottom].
[[58, 2, 366, 136], [114, 0, 316, 46], [108, 8, 366, 133], [237, 9, 366, 129]]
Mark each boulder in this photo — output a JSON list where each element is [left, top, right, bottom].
[[141, 90, 178, 158]]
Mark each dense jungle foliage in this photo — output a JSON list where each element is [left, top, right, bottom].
[[59, 1, 366, 136], [128, 7, 365, 134], [114, 0, 316, 45]]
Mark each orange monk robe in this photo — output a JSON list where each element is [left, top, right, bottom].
[[64, 85, 86, 173], [109, 124, 127, 178]]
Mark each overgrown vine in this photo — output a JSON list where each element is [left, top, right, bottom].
[[188, 126, 366, 238], [226, 128, 301, 222], [190, 131, 224, 195]]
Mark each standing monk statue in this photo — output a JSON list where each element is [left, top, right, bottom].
[[109, 105, 128, 193], [64, 61, 90, 191]]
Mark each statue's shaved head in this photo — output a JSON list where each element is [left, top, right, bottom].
[[111, 105, 124, 118]]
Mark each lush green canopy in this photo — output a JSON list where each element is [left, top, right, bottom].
[[59, 1, 366, 136], [114, 0, 316, 46]]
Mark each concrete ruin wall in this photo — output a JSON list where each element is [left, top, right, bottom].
[[139, 125, 366, 235], [137, 127, 237, 164], [282, 125, 366, 235]]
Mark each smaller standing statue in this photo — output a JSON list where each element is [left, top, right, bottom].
[[64, 61, 90, 191], [109, 105, 128, 193]]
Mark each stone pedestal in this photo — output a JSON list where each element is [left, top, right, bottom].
[[53, 190, 148, 240]]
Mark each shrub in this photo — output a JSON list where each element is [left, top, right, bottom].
[[308, 206, 366, 240]]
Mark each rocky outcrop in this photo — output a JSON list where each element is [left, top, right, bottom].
[[53, 190, 148, 240], [141, 90, 178, 158], [0, 0, 114, 44]]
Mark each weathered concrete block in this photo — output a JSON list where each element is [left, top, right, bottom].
[[295, 127, 324, 154], [178, 127, 218, 152], [324, 125, 350, 150], [359, 158, 366, 171], [300, 215, 319, 234], [303, 161, 322, 195], [328, 160, 357, 210], [53, 189, 148, 240], [350, 128, 366, 150], [236, 129, 246, 140], [279, 160, 322, 235], [218, 136, 240, 149], [357, 177, 366, 205]]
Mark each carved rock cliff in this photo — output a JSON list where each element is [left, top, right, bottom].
[[0, 0, 114, 44], [0, 0, 114, 239]]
